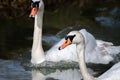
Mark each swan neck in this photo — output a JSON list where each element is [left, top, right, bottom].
[[31, 1, 45, 64], [77, 43, 94, 80]]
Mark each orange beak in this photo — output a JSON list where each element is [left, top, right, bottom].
[[59, 38, 72, 50], [29, 5, 38, 18]]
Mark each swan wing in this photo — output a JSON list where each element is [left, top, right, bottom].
[[97, 62, 120, 80]]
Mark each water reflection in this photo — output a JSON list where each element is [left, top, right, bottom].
[[32, 69, 82, 80], [32, 68, 96, 80], [0, 59, 114, 80]]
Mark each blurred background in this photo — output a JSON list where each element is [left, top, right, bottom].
[[0, 0, 120, 61]]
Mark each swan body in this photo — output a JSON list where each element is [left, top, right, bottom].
[[59, 31, 120, 80], [30, 0, 120, 64], [97, 62, 120, 80], [46, 29, 119, 64]]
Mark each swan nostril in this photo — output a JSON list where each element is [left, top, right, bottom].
[[65, 41, 67, 43], [29, 14, 35, 18], [58, 47, 61, 50]]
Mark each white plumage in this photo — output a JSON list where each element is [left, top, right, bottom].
[[30, 0, 120, 64]]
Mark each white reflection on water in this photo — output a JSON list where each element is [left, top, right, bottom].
[[0, 59, 114, 80], [0, 59, 96, 80], [32, 68, 96, 80], [32, 69, 81, 80]]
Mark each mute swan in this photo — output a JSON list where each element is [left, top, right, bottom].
[[29, 0, 120, 64], [59, 31, 120, 80]]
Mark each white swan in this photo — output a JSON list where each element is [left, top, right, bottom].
[[29, 0, 120, 64], [59, 31, 120, 80], [30, 0, 45, 64]]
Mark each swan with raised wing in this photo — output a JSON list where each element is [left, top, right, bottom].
[[59, 31, 120, 80], [29, 0, 120, 64]]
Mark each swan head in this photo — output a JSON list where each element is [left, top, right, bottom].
[[59, 31, 84, 50], [29, 0, 44, 18]]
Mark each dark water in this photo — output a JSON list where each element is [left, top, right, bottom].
[[0, 6, 120, 80]]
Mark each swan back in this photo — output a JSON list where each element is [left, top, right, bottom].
[[80, 29, 113, 64], [80, 29, 97, 53]]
